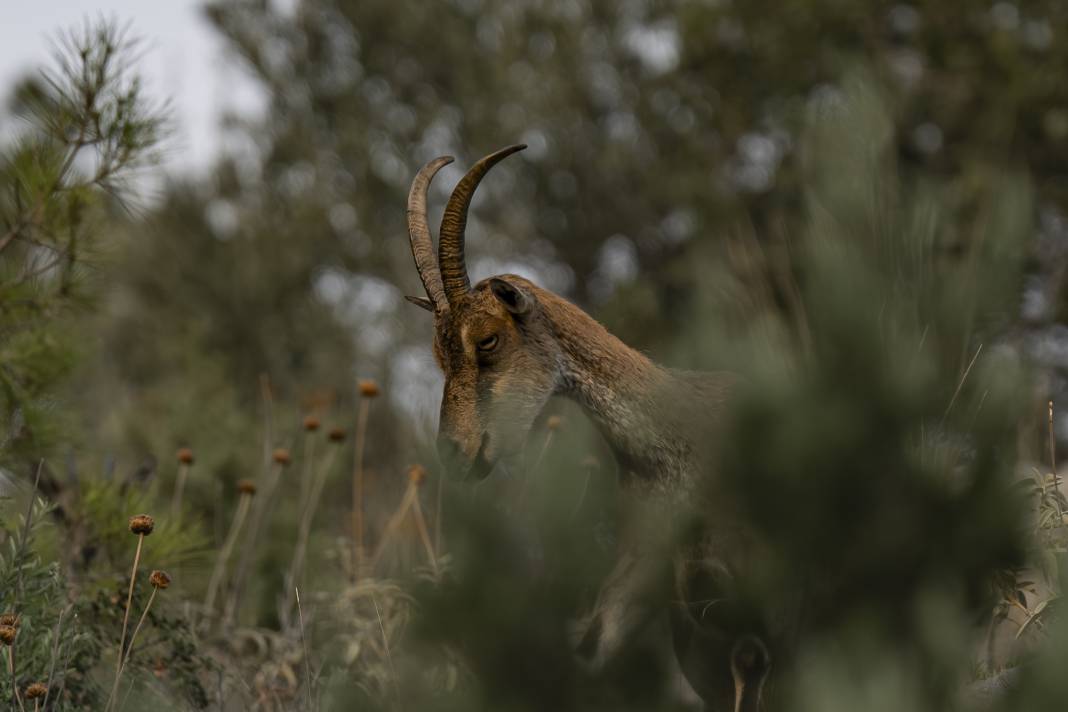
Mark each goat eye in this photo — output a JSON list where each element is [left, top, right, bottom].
[[477, 334, 499, 352]]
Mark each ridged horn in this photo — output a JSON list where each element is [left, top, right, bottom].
[[407, 155, 454, 314], [438, 144, 527, 304]]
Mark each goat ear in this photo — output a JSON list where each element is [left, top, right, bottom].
[[489, 277, 533, 316], [405, 295, 434, 312]]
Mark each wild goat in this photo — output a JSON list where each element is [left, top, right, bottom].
[[403, 144, 770, 711]]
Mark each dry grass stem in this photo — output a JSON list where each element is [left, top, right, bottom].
[[117, 534, 145, 657], [295, 588, 313, 711], [106, 523, 151, 712], [1050, 400, 1062, 520], [224, 375, 282, 625], [434, 470, 444, 555], [7, 644, 25, 712], [352, 393, 372, 578], [296, 429, 318, 530], [942, 343, 983, 422], [204, 492, 253, 614], [409, 492, 439, 574], [42, 604, 70, 710], [370, 482, 419, 572], [370, 592, 399, 697], [51, 614, 77, 710], [283, 444, 341, 626], [111, 580, 162, 707]]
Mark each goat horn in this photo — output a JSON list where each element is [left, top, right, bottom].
[[407, 155, 454, 314], [438, 144, 527, 304]]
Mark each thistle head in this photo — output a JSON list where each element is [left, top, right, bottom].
[[358, 379, 380, 398], [129, 514, 155, 535], [25, 682, 47, 700], [0, 625, 16, 646], [0, 613, 18, 628], [149, 570, 172, 590], [546, 415, 563, 431], [328, 427, 347, 443], [303, 415, 321, 432], [176, 447, 195, 465], [272, 448, 291, 465], [237, 479, 257, 496], [407, 464, 428, 486]]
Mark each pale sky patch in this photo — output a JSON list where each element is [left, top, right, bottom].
[[0, 0, 266, 176]]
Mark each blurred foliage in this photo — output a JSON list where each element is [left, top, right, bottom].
[[2, 1, 1068, 711], [708, 77, 1032, 711]]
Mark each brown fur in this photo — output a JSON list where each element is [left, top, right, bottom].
[[434, 276, 737, 488]]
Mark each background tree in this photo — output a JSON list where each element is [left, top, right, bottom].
[[78, 0, 1068, 456], [0, 22, 164, 463]]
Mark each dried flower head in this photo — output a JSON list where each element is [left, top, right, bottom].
[[546, 415, 563, 431], [0, 625, 15, 646], [237, 479, 257, 496], [25, 682, 47, 700], [149, 570, 172, 590], [0, 613, 18, 628], [129, 514, 155, 536], [176, 447, 195, 465], [303, 414, 321, 432], [328, 427, 347, 443], [407, 464, 428, 485], [358, 379, 380, 398], [272, 448, 291, 465]]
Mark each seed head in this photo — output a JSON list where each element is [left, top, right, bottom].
[[176, 447, 195, 465], [358, 379, 380, 398], [303, 414, 321, 432], [129, 514, 155, 536], [407, 464, 428, 486], [0, 613, 18, 628], [0, 625, 15, 646], [546, 415, 563, 431], [272, 448, 291, 465], [328, 427, 347, 443], [25, 682, 47, 700], [237, 479, 257, 496], [149, 570, 172, 590]]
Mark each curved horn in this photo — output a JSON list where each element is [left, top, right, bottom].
[[438, 144, 527, 304], [407, 155, 454, 313]]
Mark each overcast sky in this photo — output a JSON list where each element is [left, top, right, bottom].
[[1, 0, 265, 175]]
